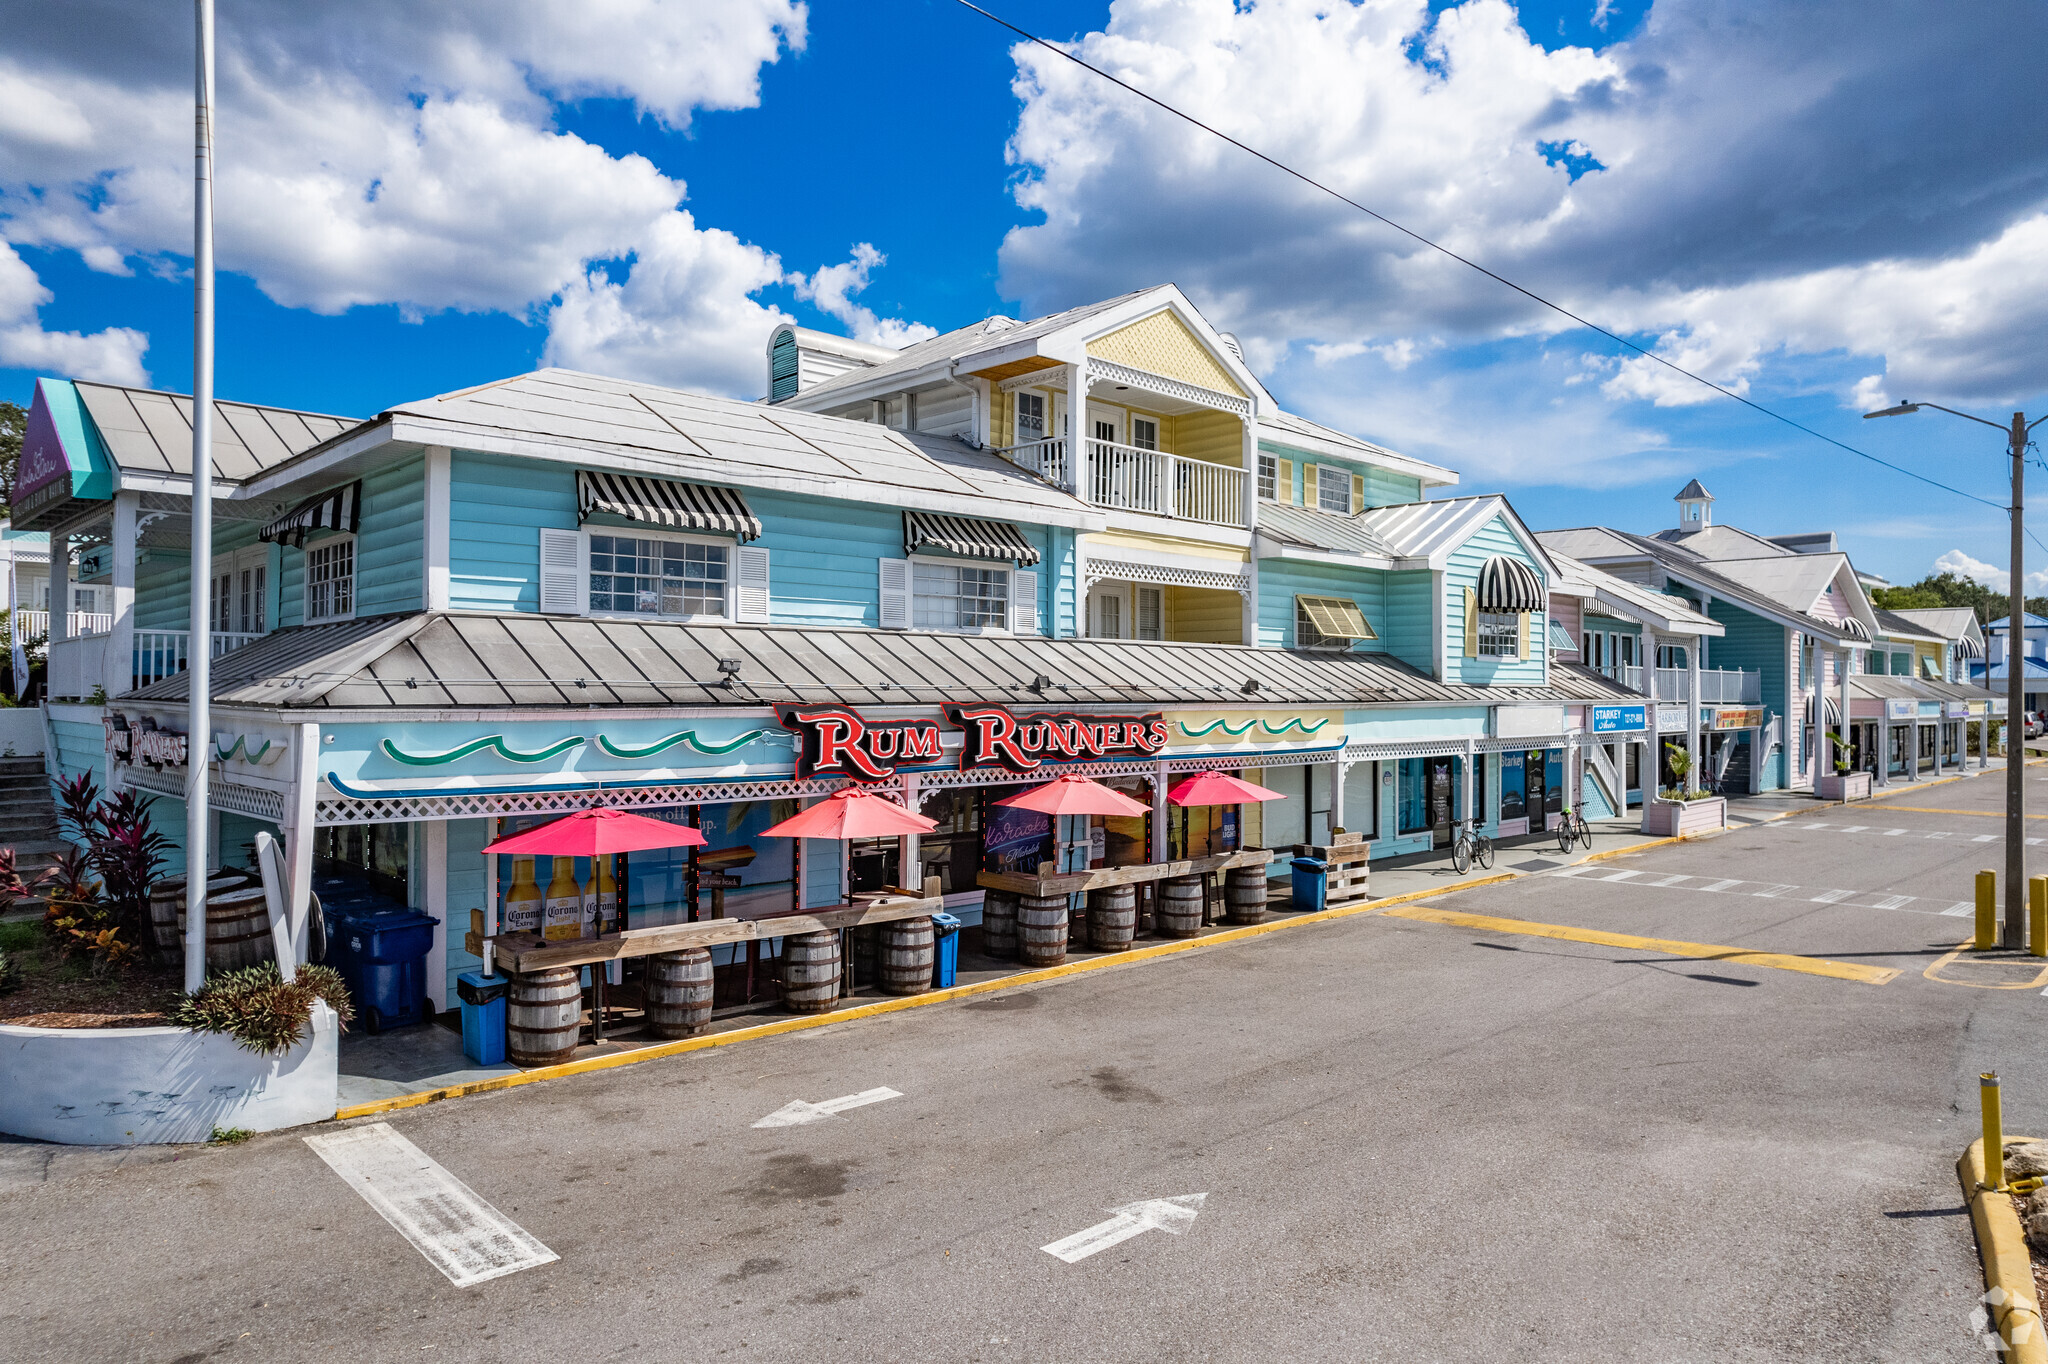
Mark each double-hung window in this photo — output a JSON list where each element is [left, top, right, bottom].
[[1257, 453, 1277, 501], [1129, 417, 1158, 451], [1476, 611, 1519, 658], [913, 561, 1010, 631], [1014, 391, 1045, 444], [1317, 465, 1352, 514], [588, 533, 729, 620], [213, 552, 268, 635], [305, 537, 355, 623]]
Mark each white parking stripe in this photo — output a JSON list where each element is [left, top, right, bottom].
[[1839, 825, 1869, 833], [1976, 835, 2000, 842], [1698, 879, 1745, 893], [1751, 884, 1799, 898], [1865, 895, 1914, 910], [1598, 869, 1643, 882], [1943, 902, 1978, 917], [1881, 829, 1908, 836], [1809, 889, 1854, 903], [306, 1123, 558, 1287], [1636, 873, 1693, 887]]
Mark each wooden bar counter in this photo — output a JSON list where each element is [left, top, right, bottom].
[[464, 893, 943, 975], [976, 847, 1275, 897]]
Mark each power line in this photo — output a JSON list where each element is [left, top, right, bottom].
[[951, 0, 2034, 541]]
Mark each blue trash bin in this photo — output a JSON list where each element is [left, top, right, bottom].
[[456, 971, 509, 1066], [1290, 856, 1329, 913], [324, 904, 439, 1033], [931, 912, 962, 989]]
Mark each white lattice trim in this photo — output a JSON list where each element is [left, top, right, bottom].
[[1084, 557, 1252, 598], [1087, 358, 1252, 418], [998, 369, 1067, 395], [125, 768, 287, 822]]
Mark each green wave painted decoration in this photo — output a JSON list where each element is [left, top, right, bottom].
[[1260, 717, 1330, 736], [213, 735, 273, 763], [1177, 718, 1258, 739], [596, 729, 769, 760], [380, 735, 587, 767]]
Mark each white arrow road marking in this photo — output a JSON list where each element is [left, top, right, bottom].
[[1041, 1193, 1207, 1263], [305, 1123, 556, 1288], [753, 1086, 903, 1128]]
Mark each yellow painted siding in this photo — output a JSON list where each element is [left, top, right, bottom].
[[1172, 409, 1243, 468], [1085, 530, 1248, 563], [1167, 585, 1243, 643], [1088, 311, 1245, 397]]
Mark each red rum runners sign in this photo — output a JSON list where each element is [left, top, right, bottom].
[[777, 704, 1167, 780]]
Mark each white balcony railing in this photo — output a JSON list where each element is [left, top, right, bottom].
[[12, 610, 112, 639], [1002, 437, 1249, 528], [1615, 665, 1761, 705], [133, 629, 264, 688]]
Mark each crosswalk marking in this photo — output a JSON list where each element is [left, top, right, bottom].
[[1942, 902, 1978, 917], [1809, 889, 1853, 904], [1839, 825, 1868, 833], [1751, 884, 1799, 898], [1881, 829, 1908, 836], [1547, 868, 1956, 918], [1699, 879, 1744, 893], [306, 1123, 557, 1287], [1599, 869, 1642, 882], [1866, 894, 1914, 910], [1976, 835, 2000, 842]]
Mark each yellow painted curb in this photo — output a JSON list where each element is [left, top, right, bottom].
[[1924, 938, 2048, 991], [1961, 1135, 2047, 1363], [1378, 904, 1901, 985]]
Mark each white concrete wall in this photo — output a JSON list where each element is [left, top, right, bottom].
[[0, 708, 44, 756], [0, 1003, 338, 1144]]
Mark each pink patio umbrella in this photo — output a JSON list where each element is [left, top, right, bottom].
[[760, 786, 937, 841], [1165, 770, 1287, 807], [991, 773, 1149, 817]]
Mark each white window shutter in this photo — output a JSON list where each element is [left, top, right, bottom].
[[1011, 569, 1039, 635], [734, 545, 771, 622], [879, 557, 912, 629], [539, 527, 586, 615]]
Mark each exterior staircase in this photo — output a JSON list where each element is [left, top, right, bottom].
[[1718, 742, 1752, 796], [0, 756, 69, 894]]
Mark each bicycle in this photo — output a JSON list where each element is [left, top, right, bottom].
[[1451, 820, 1494, 875], [1556, 804, 1592, 854]]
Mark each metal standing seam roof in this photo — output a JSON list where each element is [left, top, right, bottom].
[[340, 369, 1101, 531], [1546, 551, 1722, 635], [124, 612, 1646, 711], [1846, 675, 1999, 702], [1356, 496, 1556, 574], [1253, 501, 1401, 559], [72, 381, 357, 483], [1887, 607, 1984, 645], [1870, 608, 1948, 644]]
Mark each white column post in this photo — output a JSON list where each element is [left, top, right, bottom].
[[1332, 758, 1348, 836], [1068, 359, 1089, 500], [1837, 648, 1851, 788], [1461, 738, 1475, 827], [422, 817, 448, 1012], [898, 772, 921, 891], [50, 529, 69, 647], [110, 491, 139, 697], [285, 721, 320, 965], [1241, 414, 1260, 646], [1152, 759, 1169, 861], [423, 445, 451, 612], [1686, 637, 1702, 794]]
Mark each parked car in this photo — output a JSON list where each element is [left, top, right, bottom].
[[2026, 712, 2045, 739]]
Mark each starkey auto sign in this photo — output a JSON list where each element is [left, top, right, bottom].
[[776, 703, 1168, 781], [1589, 704, 1648, 734]]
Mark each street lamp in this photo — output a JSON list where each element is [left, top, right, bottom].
[[1864, 400, 2048, 948]]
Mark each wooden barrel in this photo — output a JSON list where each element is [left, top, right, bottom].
[[1017, 894, 1069, 967], [507, 966, 583, 1066], [1087, 884, 1137, 952], [150, 872, 252, 952], [1224, 865, 1269, 925], [981, 890, 1018, 960], [175, 886, 276, 973], [1156, 876, 1204, 940], [879, 917, 935, 997], [781, 930, 842, 1014], [644, 947, 714, 1038]]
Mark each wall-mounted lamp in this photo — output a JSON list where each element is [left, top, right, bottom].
[[1240, 678, 1261, 695]]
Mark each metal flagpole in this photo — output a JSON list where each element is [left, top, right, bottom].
[[184, 0, 216, 994]]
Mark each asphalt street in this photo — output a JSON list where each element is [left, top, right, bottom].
[[6, 766, 2045, 1363]]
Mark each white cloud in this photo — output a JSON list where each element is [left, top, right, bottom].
[[791, 244, 938, 349], [995, 0, 2048, 470], [0, 1, 848, 398], [0, 242, 147, 385], [1849, 374, 1888, 414], [1931, 549, 2048, 596]]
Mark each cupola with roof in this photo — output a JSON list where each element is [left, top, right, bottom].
[[1673, 478, 1714, 532]]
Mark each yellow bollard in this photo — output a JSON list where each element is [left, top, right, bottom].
[[1983, 1072, 2006, 1190], [1978, 869, 1999, 950], [2033, 876, 2048, 960]]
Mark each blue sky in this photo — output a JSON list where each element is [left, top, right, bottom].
[[4, 0, 2045, 589]]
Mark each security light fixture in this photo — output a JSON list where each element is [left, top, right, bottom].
[[1029, 674, 1053, 694], [716, 658, 742, 690], [1861, 402, 1922, 419], [1241, 678, 1261, 695]]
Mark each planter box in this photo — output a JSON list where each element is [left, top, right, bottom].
[[0, 1002, 337, 1145], [1640, 796, 1727, 837], [1815, 771, 1872, 802]]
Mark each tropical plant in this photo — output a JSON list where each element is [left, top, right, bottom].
[[172, 962, 354, 1055], [47, 772, 170, 965]]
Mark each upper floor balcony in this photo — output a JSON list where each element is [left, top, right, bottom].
[[49, 626, 265, 701], [1002, 436, 1249, 529], [1612, 664, 1761, 705]]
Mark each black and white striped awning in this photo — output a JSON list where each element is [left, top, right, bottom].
[[577, 470, 761, 542], [1475, 556, 1545, 612], [1805, 695, 1842, 725], [1958, 634, 1984, 659], [903, 510, 1041, 565], [259, 481, 360, 547], [1836, 617, 1870, 641]]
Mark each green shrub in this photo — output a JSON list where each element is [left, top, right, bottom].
[[208, 1126, 253, 1145], [171, 962, 355, 1055]]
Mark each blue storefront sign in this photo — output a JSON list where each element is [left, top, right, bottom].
[[1590, 704, 1648, 734]]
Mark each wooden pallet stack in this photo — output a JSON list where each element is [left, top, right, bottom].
[[1294, 830, 1369, 907]]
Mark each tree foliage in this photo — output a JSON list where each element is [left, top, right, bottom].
[[1870, 571, 2048, 623], [0, 400, 24, 509]]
